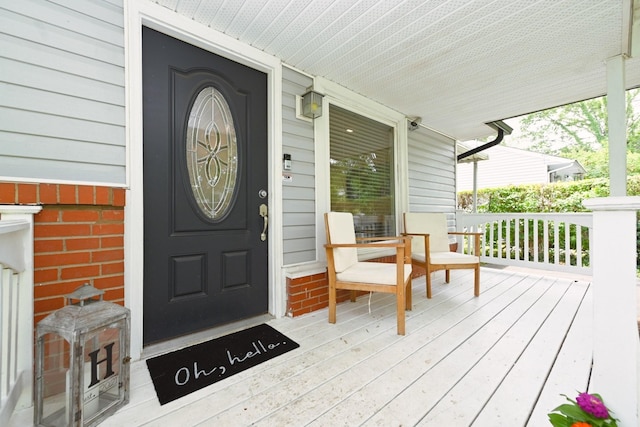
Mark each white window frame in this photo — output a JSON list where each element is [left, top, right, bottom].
[[313, 77, 409, 262]]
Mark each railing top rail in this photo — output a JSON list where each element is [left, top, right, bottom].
[[457, 212, 593, 227], [0, 219, 29, 235], [458, 212, 593, 218]]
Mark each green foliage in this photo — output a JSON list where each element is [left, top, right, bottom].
[[520, 88, 640, 156], [548, 393, 618, 427], [559, 148, 640, 179], [457, 176, 640, 213]]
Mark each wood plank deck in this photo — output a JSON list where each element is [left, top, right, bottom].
[[11, 267, 593, 426]]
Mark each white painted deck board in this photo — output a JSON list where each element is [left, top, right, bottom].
[[470, 281, 589, 426], [526, 288, 593, 426], [11, 267, 593, 427]]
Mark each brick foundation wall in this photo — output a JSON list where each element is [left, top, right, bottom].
[[0, 182, 125, 325]]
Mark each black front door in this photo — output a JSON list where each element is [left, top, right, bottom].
[[142, 27, 269, 345]]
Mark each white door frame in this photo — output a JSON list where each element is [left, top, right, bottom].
[[124, 0, 284, 360]]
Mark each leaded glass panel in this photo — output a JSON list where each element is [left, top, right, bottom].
[[186, 87, 238, 220]]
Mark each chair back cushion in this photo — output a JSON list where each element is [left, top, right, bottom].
[[325, 212, 358, 273], [403, 212, 451, 253]]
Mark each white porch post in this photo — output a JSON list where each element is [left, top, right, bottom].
[[472, 160, 478, 213], [606, 55, 627, 197], [583, 197, 640, 426]]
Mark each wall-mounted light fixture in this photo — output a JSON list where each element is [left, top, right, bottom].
[[301, 90, 324, 119]]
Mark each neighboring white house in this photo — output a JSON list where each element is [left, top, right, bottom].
[[456, 144, 586, 192]]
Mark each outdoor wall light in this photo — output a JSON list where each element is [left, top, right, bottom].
[[301, 90, 324, 119]]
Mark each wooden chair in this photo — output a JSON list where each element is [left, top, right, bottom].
[[324, 212, 413, 335], [403, 212, 482, 298]]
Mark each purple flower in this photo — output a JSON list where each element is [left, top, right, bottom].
[[576, 392, 610, 419]]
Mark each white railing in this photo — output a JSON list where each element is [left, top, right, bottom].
[[0, 206, 41, 426], [456, 212, 593, 275]]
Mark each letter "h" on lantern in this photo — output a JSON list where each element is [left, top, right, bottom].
[[88, 342, 116, 387]]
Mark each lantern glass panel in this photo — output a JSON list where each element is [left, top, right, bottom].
[[83, 325, 124, 423], [40, 333, 71, 425]]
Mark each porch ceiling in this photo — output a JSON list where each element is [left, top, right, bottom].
[[154, 0, 640, 141]]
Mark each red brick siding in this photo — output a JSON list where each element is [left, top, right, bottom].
[[0, 182, 125, 325]]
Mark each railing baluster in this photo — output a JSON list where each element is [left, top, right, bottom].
[[533, 219, 540, 264], [10, 271, 19, 387], [576, 225, 583, 268], [1, 266, 6, 399], [514, 217, 520, 260], [553, 221, 560, 264], [566, 222, 572, 266], [543, 220, 549, 265], [524, 217, 530, 262], [504, 218, 511, 259], [498, 220, 503, 259], [489, 221, 495, 257]]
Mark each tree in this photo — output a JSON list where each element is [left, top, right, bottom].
[[519, 88, 640, 157]]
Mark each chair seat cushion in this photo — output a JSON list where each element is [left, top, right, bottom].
[[413, 251, 479, 265], [337, 261, 412, 285]]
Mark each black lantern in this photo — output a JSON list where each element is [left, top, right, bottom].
[[35, 284, 130, 426]]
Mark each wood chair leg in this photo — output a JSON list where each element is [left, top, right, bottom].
[[405, 278, 412, 311], [474, 266, 480, 296], [350, 290, 357, 302], [445, 269, 450, 283], [328, 283, 337, 324], [396, 291, 406, 335], [426, 270, 432, 299]]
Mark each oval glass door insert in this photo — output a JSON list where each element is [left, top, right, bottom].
[[186, 87, 238, 220]]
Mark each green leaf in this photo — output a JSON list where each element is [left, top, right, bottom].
[[547, 413, 572, 427], [553, 403, 585, 418]]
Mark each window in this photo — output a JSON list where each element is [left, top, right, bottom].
[[329, 104, 395, 237]]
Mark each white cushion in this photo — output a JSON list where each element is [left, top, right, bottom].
[[326, 212, 358, 273], [429, 251, 479, 265], [404, 212, 451, 253], [336, 262, 412, 285]]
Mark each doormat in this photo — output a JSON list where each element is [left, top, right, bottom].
[[145, 323, 299, 405]]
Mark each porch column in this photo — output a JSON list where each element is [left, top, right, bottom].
[[583, 196, 640, 426], [473, 160, 478, 213], [606, 55, 627, 197]]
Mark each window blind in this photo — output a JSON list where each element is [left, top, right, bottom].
[[329, 104, 395, 237]]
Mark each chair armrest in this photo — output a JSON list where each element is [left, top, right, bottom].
[[357, 235, 410, 242], [448, 231, 483, 237], [325, 240, 406, 249], [325, 237, 411, 265]]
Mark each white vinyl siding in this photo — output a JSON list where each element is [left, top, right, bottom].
[[456, 145, 573, 191], [0, 0, 126, 185], [282, 67, 316, 265], [407, 128, 457, 215]]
